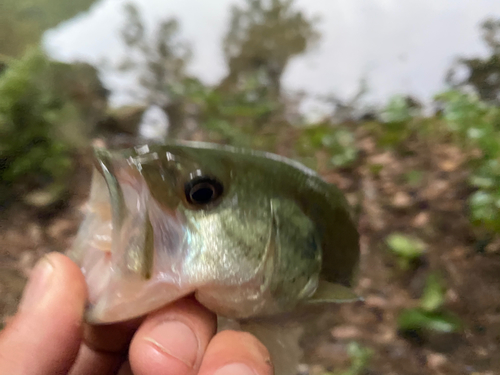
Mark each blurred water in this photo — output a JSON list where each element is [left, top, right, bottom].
[[43, 0, 500, 114]]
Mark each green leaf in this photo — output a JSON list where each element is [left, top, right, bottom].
[[382, 96, 413, 123], [420, 274, 445, 312], [398, 308, 461, 333], [386, 233, 425, 261]]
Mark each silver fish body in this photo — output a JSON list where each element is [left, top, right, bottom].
[[68, 141, 360, 324]]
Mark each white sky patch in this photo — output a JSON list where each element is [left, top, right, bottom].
[[44, 0, 500, 114], [139, 105, 169, 140]]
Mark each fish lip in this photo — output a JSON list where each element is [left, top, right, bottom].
[[70, 152, 194, 324]]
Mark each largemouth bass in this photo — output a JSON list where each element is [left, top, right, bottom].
[[68, 141, 360, 371]]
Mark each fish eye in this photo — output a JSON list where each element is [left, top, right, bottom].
[[184, 176, 223, 206]]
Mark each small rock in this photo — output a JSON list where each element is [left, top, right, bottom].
[[358, 137, 376, 153], [296, 364, 309, 375], [358, 278, 372, 289], [392, 191, 412, 208], [413, 212, 429, 227], [331, 325, 361, 340], [364, 294, 387, 308], [475, 346, 489, 357], [422, 179, 449, 200], [438, 159, 461, 172], [369, 151, 394, 166], [313, 342, 349, 363], [485, 239, 500, 254], [308, 364, 327, 375], [375, 325, 397, 344], [445, 289, 459, 303], [426, 352, 447, 370]]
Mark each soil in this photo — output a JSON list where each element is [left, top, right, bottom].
[[1, 132, 499, 375]]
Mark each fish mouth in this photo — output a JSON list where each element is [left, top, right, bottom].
[[68, 158, 193, 324]]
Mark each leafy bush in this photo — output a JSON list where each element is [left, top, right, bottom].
[[381, 95, 416, 123], [0, 49, 93, 206], [437, 90, 500, 233], [295, 124, 359, 169], [190, 73, 280, 150], [371, 95, 422, 149]]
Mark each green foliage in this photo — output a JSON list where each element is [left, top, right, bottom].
[[386, 233, 426, 270], [222, 0, 320, 97], [437, 90, 500, 153], [382, 95, 415, 123], [398, 309, 461, 334], [120, 3, 191, 98], [187, 0, 322, 149], [115, 0, 321, 147], [295, 124, 358, 169], [0, 0, 97, 57], [469, 157, 500, 232], [0, 48, 101, 205], [447, 18, 500, 105], [437, 90, 500, 233], [369, 96, 414, 149], [398, 273, 461, 335], [420, 273, 446, 312], [367, 88, 500, 240], [193, 78, 279, 149], [440, 21, 500, 235], [368, 95, 427, 152], [118, 3, 192, 138]]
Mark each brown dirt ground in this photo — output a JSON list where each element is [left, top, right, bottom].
[[1, 132, 499, 375]]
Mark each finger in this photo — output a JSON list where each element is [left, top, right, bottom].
[[68, 318, 143, 375], [129, 297, 217, 375], [0, 252, 87, 375], [198, 330, 273, 375]]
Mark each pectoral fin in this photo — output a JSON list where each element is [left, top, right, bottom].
[[307, 279, 361, 303]]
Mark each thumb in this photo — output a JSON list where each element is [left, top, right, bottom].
[[0, 252, 87, 375]]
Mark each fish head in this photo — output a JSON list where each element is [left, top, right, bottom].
[[69, 143, 329, 324]]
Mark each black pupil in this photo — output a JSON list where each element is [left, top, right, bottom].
[[190, 183, 215, 203], [186, 177, 222, 205]]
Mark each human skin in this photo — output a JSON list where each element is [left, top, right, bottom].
[[0, 252, 274, 375]]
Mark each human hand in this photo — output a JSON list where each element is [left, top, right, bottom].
[[0, 253, 273, 375]]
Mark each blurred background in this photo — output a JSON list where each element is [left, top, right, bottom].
[[1, 0, 500, 374]]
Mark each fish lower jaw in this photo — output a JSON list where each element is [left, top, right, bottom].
[[85, 278, 284, 324], [85, 281, 195, 324]]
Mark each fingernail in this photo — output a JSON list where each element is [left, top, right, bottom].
[[214, 363, 256, 375], [19, 257, 54, 311], [144, 320, 199, 368]]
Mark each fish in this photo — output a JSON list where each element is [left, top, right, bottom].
[[68, 140, 360, 373]]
